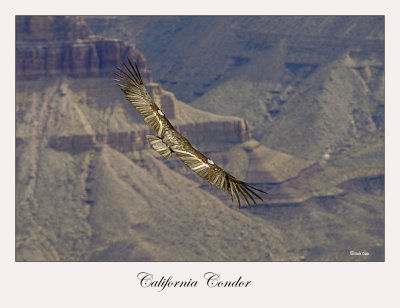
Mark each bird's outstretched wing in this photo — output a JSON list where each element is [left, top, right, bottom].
[[170, 141, 266, 208], [115, 59, 267, 208], [114, 59, 168, 137]]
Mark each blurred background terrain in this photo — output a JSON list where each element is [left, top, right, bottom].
[[15, 16, 384, 261]]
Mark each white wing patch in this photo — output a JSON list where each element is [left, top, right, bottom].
[[158, 110, 164, 116], [207, 159, 214, 165], [171, 149, 196, 156], [192, 163, 209, 171]]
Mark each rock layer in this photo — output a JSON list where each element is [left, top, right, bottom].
[[47, 120, 250, 154], [16, 16, 151, 81]]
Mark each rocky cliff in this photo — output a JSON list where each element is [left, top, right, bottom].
[[16, 16, 151, 81]]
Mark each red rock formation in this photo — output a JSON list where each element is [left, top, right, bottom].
[[16, 16, 91, 41], [16, 16, 151, 81]]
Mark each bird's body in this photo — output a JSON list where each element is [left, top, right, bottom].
[[114, 59, 266, 208]]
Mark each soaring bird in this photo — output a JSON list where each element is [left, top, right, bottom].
[[114, 59, 266, 208]]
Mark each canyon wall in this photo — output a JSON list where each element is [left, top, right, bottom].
[[16, 16, 151, 81]]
